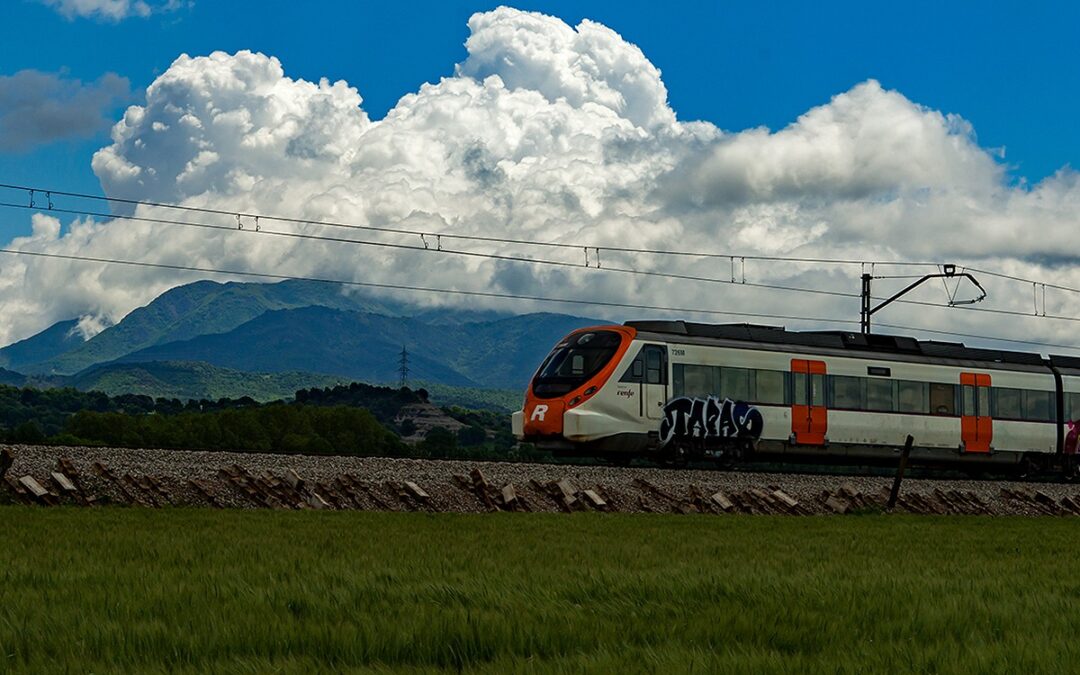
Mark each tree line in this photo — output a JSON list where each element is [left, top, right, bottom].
[[0, 382, 533, 461]]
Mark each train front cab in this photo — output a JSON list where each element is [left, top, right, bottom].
[[513, 325, 660, 454]]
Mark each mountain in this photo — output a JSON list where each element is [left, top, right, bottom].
[[20, 279, 404, 376], [1, 278, 607, 402], [111, 306, 600, 389], [0, 368, 27, 387], [0, 318, 82, 371]]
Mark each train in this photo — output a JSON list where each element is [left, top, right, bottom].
[[511, 320, 1080, 473]]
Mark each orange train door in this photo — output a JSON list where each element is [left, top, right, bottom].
[[791, 359, 827, 445], [960, 372, 992, 453]]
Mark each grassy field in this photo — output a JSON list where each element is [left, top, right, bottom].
[[2, 510, 1079, 674]]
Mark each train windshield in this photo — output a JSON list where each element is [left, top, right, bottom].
[[532, 330, 622, 398]]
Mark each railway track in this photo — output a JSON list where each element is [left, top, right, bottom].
[[4, 443, 1080, 516]]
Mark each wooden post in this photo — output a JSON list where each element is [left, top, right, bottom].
[[0, 449, 12, 480], [887, 435, 914, 510]]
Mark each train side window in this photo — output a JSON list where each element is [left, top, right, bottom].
[[961, 384, 976, 416], [754, 369, 786, 405], [977, 386, 991, 419], [992, 387, 1022, 420], [644, 346, 667, 385], [721, 367, 751, 401], [680, 364, 715, 398], [866, 377, 895, 412], [930, 383, 956, 416], [897, 381, 929, 414], [671, 363, 683, 396], [831, 375, 863, 409], [1068, 392, 1080, 420], [811, 373, 825, 406], [619, 353, 644, 383], [793, 372, 808, 406], [1023, 390, 1053, 422]]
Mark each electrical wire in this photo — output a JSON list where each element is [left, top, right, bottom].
[[6, 198, 1077, 324], [3, 245, 1080, 354], [4, 181, 1080, 338], [0, 181, 942, 266], [0, 246, 860, 327]]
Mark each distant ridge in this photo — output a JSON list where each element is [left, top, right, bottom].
[[1, 278, 604, 398]]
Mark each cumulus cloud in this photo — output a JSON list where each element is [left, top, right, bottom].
[[38, 0, 188, 22], [0, 70, 130, 152], [3, 6, 1080, 353]]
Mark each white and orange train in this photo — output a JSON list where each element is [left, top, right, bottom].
[[512, 321, 1080, 471]]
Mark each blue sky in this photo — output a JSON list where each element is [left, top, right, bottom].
[[3, 0, 1080, 353], [1, 0, 1077, 221]]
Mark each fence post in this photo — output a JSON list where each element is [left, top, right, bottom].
[[887, 435, 914, 510]]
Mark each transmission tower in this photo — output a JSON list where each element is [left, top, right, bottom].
[[398, 345, 409, 388]]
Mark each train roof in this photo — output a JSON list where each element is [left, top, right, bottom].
[[623, 320, 1056, 368]]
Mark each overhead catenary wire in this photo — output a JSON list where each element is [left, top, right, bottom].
[[2, 245, 1080, 355], [0, 200, 880, 303], [0, 181, 943, 267], [8, 181, 1079, 302], [5, 181, 1080, 345], [0, 246, 862, 327], [4, 197, 1079, 326]]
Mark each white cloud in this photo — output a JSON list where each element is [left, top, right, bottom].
[[39, 0, 188, 22], [4, 6, 1080, 354]]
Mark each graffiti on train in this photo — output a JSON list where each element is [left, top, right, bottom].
[[658, 396, 764, 446]]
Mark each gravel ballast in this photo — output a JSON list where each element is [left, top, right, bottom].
[[3, 443, 1080, 516]]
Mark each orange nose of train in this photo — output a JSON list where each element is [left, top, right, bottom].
[[523, 398, 565, 436], [519, 325, 636, 440]]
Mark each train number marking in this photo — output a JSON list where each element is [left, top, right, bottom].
[[671, 348, 685, 356], [530, 405, 549, 422]]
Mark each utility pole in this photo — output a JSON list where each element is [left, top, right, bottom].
[[398, 345, 409, 388], [860, 264, 986, 334]]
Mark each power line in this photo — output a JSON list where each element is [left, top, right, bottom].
[[0, 198, 1041, 321], [2, 245, 1080, 354], [0, 181, 941, 266], [4, 181, 1080, 339], [10, 196, 1080, 327], [0, 246, 861, 326]]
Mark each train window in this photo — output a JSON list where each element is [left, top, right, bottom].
[[677, 364, 716, 398], [1023, 390, 1053, 422], [754, 370, 786, 405], [793, 372, 808, 406], [978, 386, 991, 419], [897, 381, 929, 414], [644, 346, 666, 385], [533, 330, 623, 398], [619, 356, 644, 383], [992, 387, 1023, 420], [961, 384, 976, 416], [1068, 393, 1080, 420], [831, 376, 862, 409], [930, 383, 956, 416], [721, 367, 751, 401], [866, 378, 895, 412], [811, 373, 825, 406]]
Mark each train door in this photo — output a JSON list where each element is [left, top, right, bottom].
[[960, 372, 992, 453], [791, 359, 827, 445], [642, 344, 668, 420]]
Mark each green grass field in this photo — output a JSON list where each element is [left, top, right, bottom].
[[2, 510, 1079, 673]]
